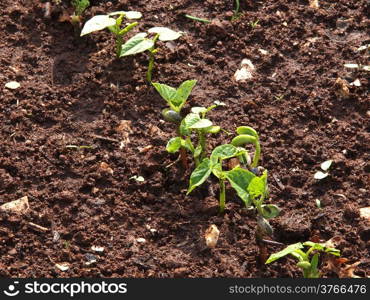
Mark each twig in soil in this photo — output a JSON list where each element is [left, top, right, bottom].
[[184, 14, 211, 24], [90, 134, 120, 143], [165, 156, 181, 169], [44, 2, 51, 19], [272, 174, 285, 190], [260, 239, 284, 246], [28, 222, 49, 233]]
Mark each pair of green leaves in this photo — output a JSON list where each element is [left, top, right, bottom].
[[187, 144, 279, 218], [266, 241, 340, 278], [179, 106, 221, 136], [81, 12, 182, 58], [225, 166, 278, 218], [166, 104, 221, 163], [80, 11, 142, 36], [153, 80, 197, 113], [120, 27, 182, 58], [187, 144, 244, 194]]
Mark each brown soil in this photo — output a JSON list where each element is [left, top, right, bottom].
[[0, 0, 369, 278]]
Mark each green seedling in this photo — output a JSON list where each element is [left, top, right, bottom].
[[187, 143, 261, 213], [153, 79, 197, 168], [185, 14, 211, 24], [187, 144, 243, 213], [266, 241, 340, 278], [118, 27, 182, 82], [63, 240, 71, 249], [80, 11, 142, 57], [167, 103, 223, 166], [70, 0, 90, 25], [314, 159, 333, 180], [232, 0, 241, 21], [273, 94, 285, 101], [231, 126, 261, 168], [249, 19, 260, 28], [225, 166, 279, 217], [144, 27, 183, 83], [225, 164, 280, 240], [187, 126, 279, 216]]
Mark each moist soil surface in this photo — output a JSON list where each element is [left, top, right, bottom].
[[0, 0, 369, 278]]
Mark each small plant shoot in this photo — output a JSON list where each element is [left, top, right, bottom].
[[153, 80, 197, 168], [231, 126, 261, 169], [232, 0, 241, 21], [153, 80, 197, 117], [58, 0, 90, 29], [81, 11, 143, 57], [119, 27, 182, 82], [168, 103, 223, 166], [187, 126, 280, 220], [145, 27, 183, 82], [71, 0, 90, 24], [266, 241, 340, 278], [314, 159, 333, 180], [185, 14, 211, 24]]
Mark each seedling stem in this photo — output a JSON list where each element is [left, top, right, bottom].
[[147, 34, 160, 83]]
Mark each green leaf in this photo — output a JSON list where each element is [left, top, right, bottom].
[[247, 170, 268, 200], [303, 241, 321, 249], [179, 113, 201, 136], [210, 144, 238, 165], [225, 167, 256, 206], [204, 126, 221, 134], [261, 204, 280, 219], [173, 80, 197, 109], [189, 119, 213, 129], [191, 106, 207, 114], [187, 158, 212, 194], [166, 137, 182, 153], [310, 253, 319, 270], [265, 243, 304, 264], [297, 261, 312, 269], [148, 27, 183, 41], [236, 126, 259, 138], [193, 145, 202, 158], [81, 15, 116, 36], [120, 33, 154, 57], [231, 134, 257, 147], [211, 162, 223, 179], [325, 248, 341, 256], [182, 137, 194, 153], [108, 11, 142, 19], [154, 80, 196, 111], [153, 83, 177, 109]]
